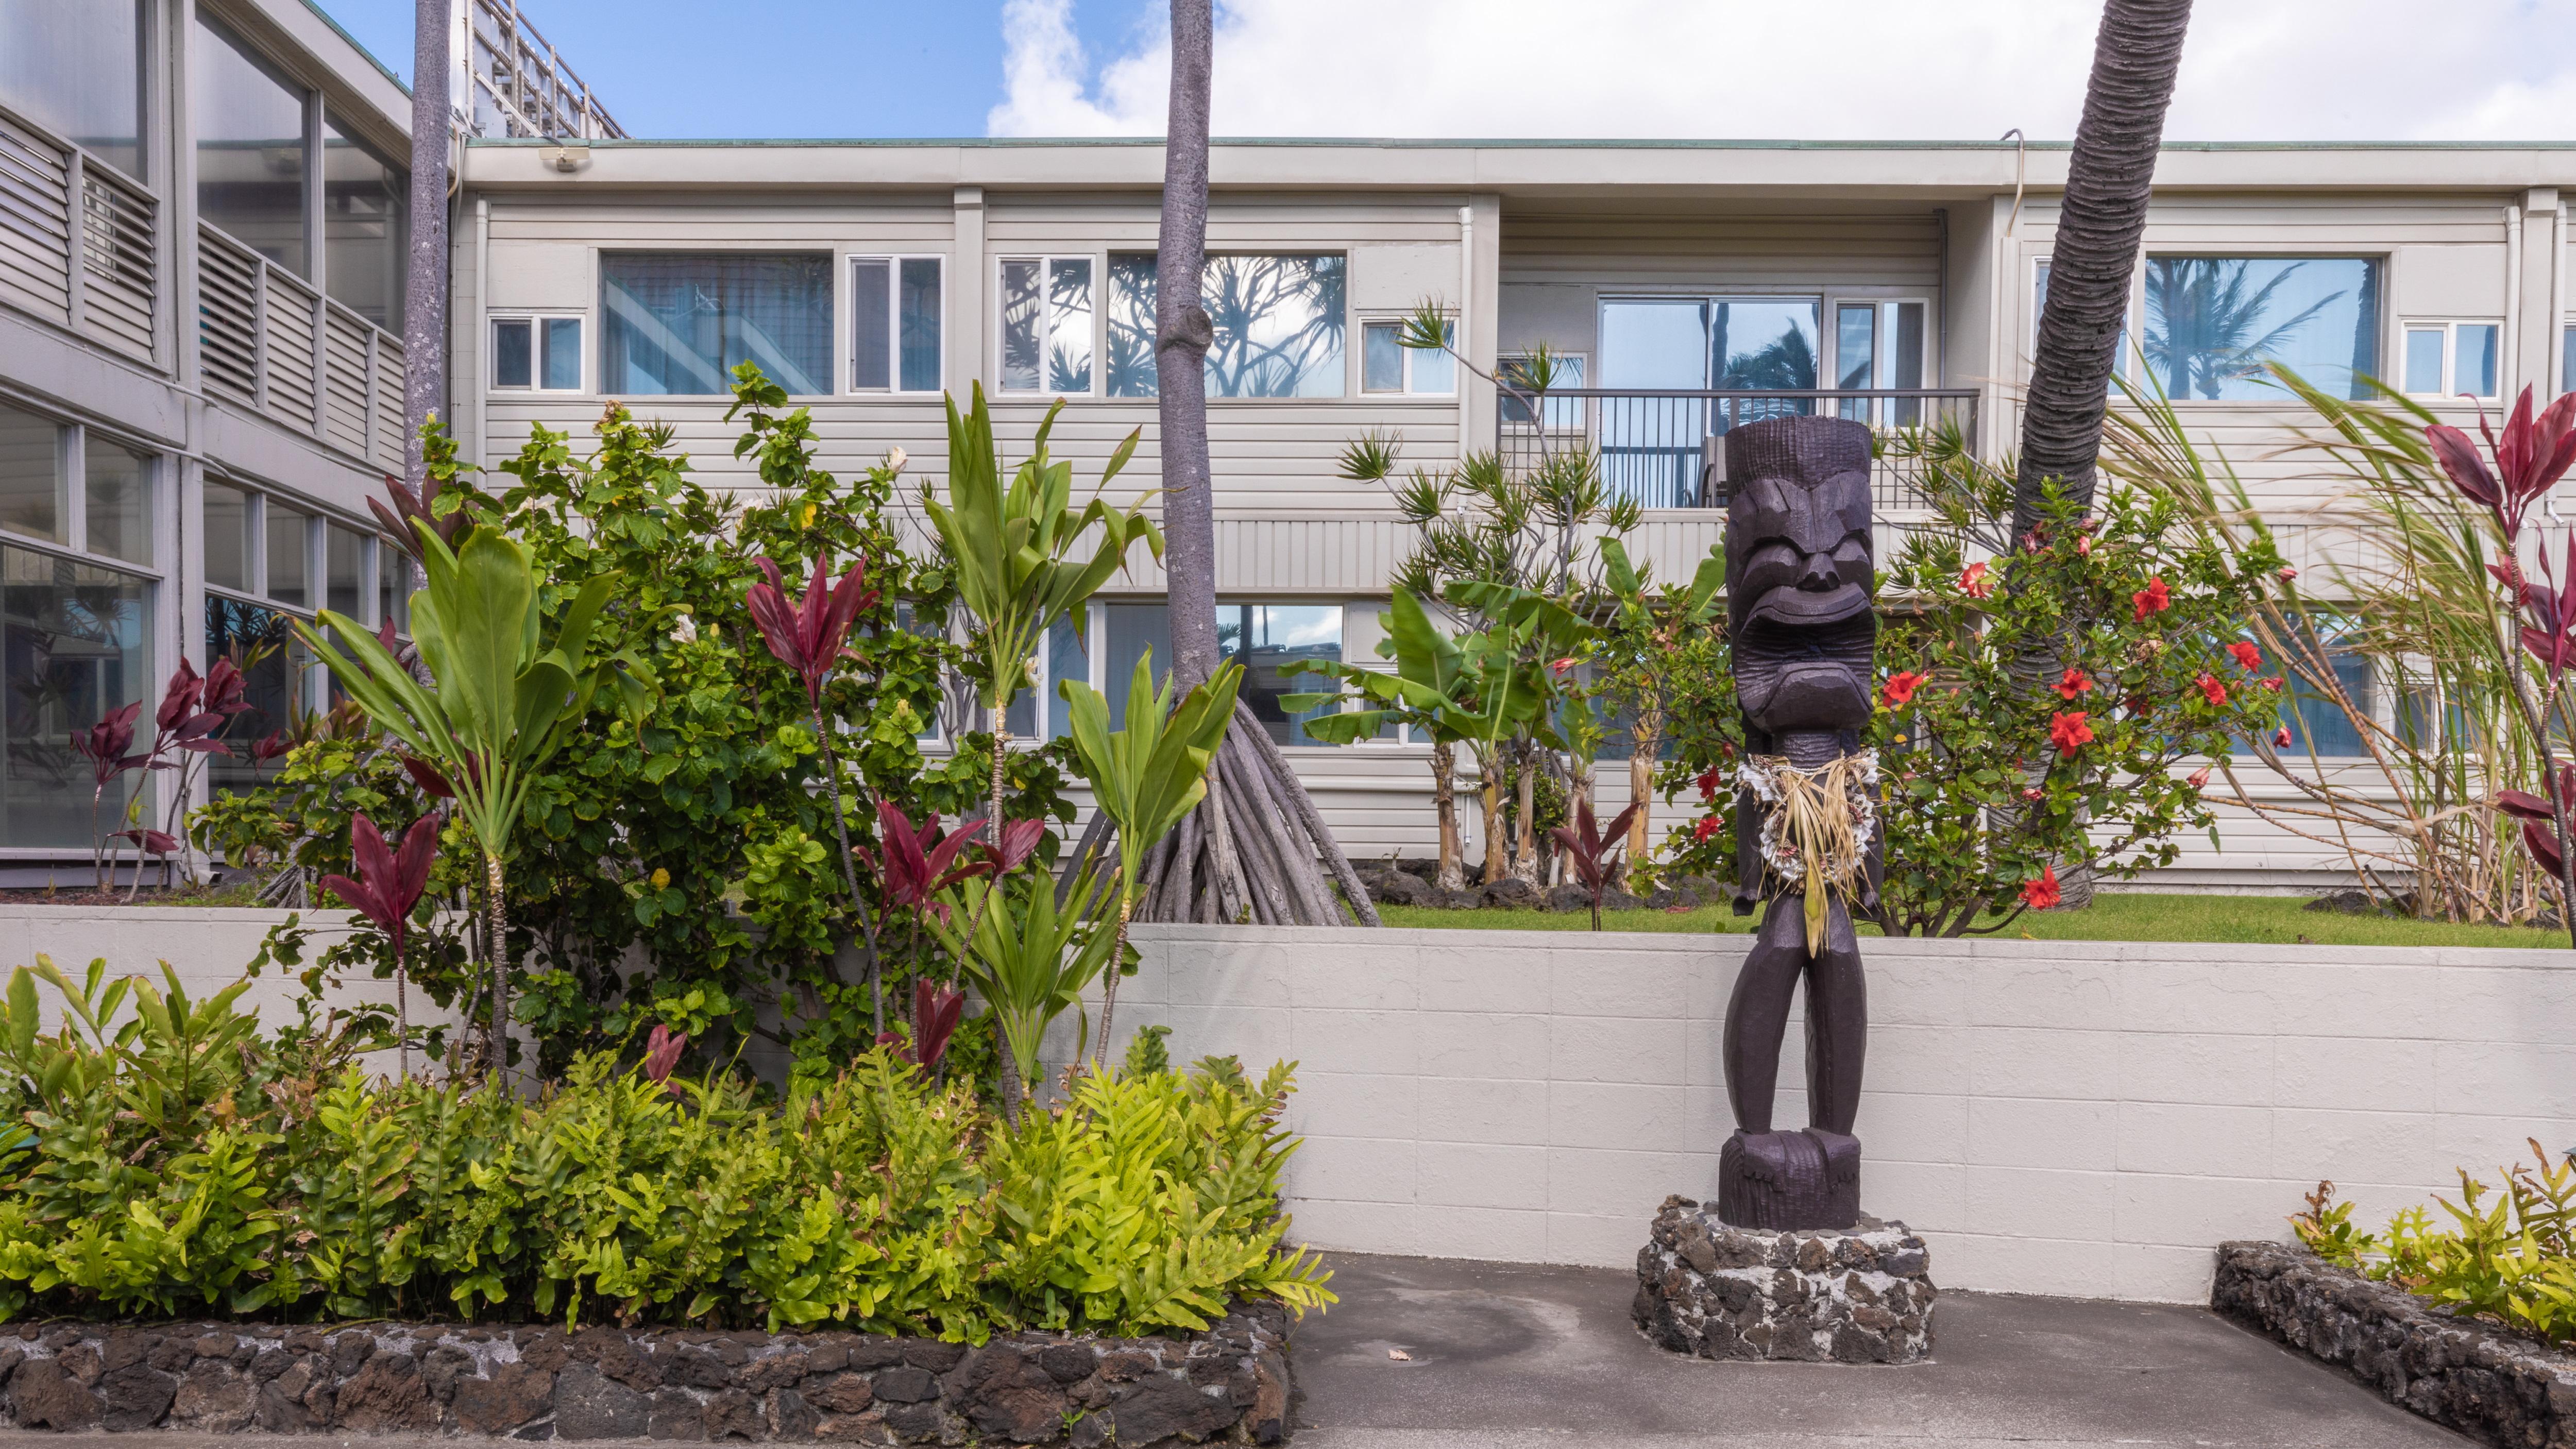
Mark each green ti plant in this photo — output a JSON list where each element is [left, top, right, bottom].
[[1057, 649, 1241, 1069], [299, 523, 650, 1070], [922, 388, 1161, 841], [930, 864, 1122, 1126]]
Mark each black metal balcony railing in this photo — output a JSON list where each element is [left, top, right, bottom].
[[1495, 388, 1980, 512]]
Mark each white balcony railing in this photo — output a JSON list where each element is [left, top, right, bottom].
[[197, 224, 406, 473], [0, 102, 158, 368]]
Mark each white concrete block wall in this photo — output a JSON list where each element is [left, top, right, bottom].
[[1106, 924, 2576, 1303]]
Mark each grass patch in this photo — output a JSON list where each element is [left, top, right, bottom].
[[1375, 891, 2567, 948]]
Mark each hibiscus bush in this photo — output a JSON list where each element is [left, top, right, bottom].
[[1653, 424, 2283, 935]]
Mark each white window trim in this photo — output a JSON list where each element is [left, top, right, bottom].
[[2403, 319, 2505, 401], [849, 253, 945, 396], [1358, 313, 1460, 398], [995, 254, 1100, 397], [487, 312, 588, 395]]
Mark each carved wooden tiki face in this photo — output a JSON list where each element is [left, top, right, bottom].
[[1724, 417, 1878, 739]]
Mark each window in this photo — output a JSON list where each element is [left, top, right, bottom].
[[601, 253, 833, 396], [1105, 254, 1348, 398], [204, 594, 308, 796], [193, 15, 310, 275], [0, 404, 63, 543], [201, 484, 387, 793], [0, 401, 161, 847], [492, 315, 584, 391], [2032, 262, 2135, 379], [377, 544, 411, 636], [204, 481, 249, 592], [1834, 299, 1928, 425], [1222, 604, 1345, 746], [1500, 353, 1586, 429], [2402, 321, 2502, 399], [323, 115, 406, 330], [2564, 325, 2576, 395], [999, 257, 1095, 394], [2143, 256, 2382, 401], [1002, 617, 1090, 741], [326, 524, 363, 617], [1362, 318, 1456, 395], [851, 256, 943, 393], [265, 499, 310, 608], [1, 0, 144, 179], [2242, 636, 2370, 759]]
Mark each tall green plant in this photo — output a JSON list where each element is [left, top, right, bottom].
[[299, 526, 646, 1066], [1059, 651, 1241, 1067], [923, 387, 1160, 837], [931, 866, 1122, 1124]]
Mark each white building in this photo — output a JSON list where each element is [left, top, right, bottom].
[[5, 0, 2569, 888]]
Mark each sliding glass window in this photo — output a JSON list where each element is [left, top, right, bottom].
[[601, 253, 834, 396], [2143, 256, 2382, 401], [851, 257, 943, 393], [323, 115, 406, 329], [999, 257, 1094, 394], [1, 0, 145, 178]]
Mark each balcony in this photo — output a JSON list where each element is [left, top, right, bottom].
[[0, 104, 159, 368], [1495, 388, 1979, 513], [197, 224, 405, 472]]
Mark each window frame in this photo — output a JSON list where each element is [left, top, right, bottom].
[[488, 312, 588, 395], [2401, 319, 2505, 402], [994, 253, 1100, 397], [1358, 313, 1459, 397], [849, 252, 946, 396]]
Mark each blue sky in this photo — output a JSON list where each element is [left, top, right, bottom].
[[317, 0, 1164, 138], [318, 0, 2576, 143]]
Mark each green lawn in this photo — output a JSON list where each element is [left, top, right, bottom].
[[1375, 891, 2569, 948]]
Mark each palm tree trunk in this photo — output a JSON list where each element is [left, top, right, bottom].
[[1432, 742, 1465, 892], [404, 0, 452, 491], [1157, 0, 1221, 690], [2012, 0, 2194, 531]]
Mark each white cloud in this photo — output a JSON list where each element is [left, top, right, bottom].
[[989, 0, 2576, 142]]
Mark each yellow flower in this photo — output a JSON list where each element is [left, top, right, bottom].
[[800, 502, 817, 528], [650, 867, 671, 890]]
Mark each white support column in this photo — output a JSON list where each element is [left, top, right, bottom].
[[1464, 192, 1501, 466], [950, 185, 985, 401]]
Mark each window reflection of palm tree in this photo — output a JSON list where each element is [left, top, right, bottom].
[[1201, 256, 1346, 398], [2146, 258, 2342, 400], [1723, 326, 1820, 427]]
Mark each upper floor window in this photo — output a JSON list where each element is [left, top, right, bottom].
[[493, 314, 584, 392], [1105, 253, 1347, 399], [1598, 297, 1822, 391], [2143, 255, 2381, 402], [601, 252, 833, 396], [1362, 317, 1455, 395], [193, 15, 309, 276], [2404, 321, 2501, 400], [999, 257, 1093, 395], [0, 400, 156, 564], [1, 0, 144, 180], [1835, 299, 1927, 425], [852, 255, 942, 394]]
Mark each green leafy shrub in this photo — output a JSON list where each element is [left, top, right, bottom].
[[2296, 1145, 2576, 1346], [0, 959, 1331, 1338]]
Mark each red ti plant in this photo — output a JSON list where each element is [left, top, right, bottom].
[[745, 552, 887, 1028], [876, 978, 967, 1076], [368, 471, 472, 565], [317, 812, 440, 1081], [865, 800, 992, 1037], [640, 1023, 687, 1095], [1548, 797, 1643, 931], [2427, 386, 2576, 942], [71, 702, 147, 890]]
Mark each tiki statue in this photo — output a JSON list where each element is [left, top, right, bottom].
[[1719, 414, 1881, 1231]]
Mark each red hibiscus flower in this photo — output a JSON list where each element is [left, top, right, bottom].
[[2278, 565, 2299, 582], [1959, 561, 1994, 600], [2055, 669, 2094, 701], [2260, 676, 2283, 692], [1694, 768, 1723, 801], [2021, 866, 2062, 910], [2187, 766, 2211, 789], [2226, 640, 2263, 671], [1881, 671, 1926, 707], [2195, 673, 2227, 706], [2049, 711, 2094, 754], [2273, 725, 2294, 748], [1691, 815, 1722, 843], [2132, 577, 2171, 621]]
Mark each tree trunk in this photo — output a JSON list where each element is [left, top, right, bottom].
[[1133, 0, 1378, 929], [1511, 743, 1541, 885], [1478, 752, 1506, 884], [1623, 724, 1656, 887], [2011, 0, 2193, 912], [2012, 0, 2194, 531], [483, 850, 509, 1075], [1432, 742, 1465, 892], [405, 0, 453, 490]]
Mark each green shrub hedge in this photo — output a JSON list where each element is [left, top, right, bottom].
[[0, 960, 1331, 1339]]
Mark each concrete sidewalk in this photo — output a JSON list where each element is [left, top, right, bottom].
[[1290, 1253, 2468, 1448]]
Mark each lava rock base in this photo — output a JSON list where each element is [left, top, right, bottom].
[[0, 1305, 1290, 1445], [1634, 1197, 1934, 1364], [2214, 1239, 2576, 1449]]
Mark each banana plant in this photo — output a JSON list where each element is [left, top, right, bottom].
[[297, 522, 649, 1071], [922, 385, 1160, 837], [930, 864, 1121, 1126], [1058, 649, 1241, 1068]]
